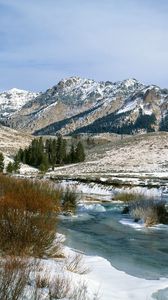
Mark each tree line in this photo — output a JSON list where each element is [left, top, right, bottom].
[[14, 135, 85, 172], [73, 108, 156, 135], [0, 136, 85, 174]]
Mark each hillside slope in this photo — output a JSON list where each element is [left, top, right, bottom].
[[47, 132, 168, 182], [0, 125, 32, 155]]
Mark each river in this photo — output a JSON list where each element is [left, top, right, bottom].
[[59, 200, 168, 280]]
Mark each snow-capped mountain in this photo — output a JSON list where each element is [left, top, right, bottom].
[[0, 88, 39, 119], [2, 77, 168, 135]]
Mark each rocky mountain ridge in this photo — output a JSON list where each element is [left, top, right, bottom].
[[1, 77, 168, 135], [0, 88, 39, 120]]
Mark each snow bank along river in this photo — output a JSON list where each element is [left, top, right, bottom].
[[57, 180, 168, 299]]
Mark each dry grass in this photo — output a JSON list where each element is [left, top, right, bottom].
[[62, 187, 77, 213], [0, 256, 32, 300], [32, 271, 100, 300], [0, 125, 32, 156], [0, 175, 62, 257], [130, 199, 168, 227], [65, 253, 90, 275], [49, 276, 99, 300], [48, 275, 72, 299], [35, 274, 50, 289], [49, 132, 168, 179], [114, 192, 143, 202], [45, 234, 65, 258], [70, 281, 88, 300]]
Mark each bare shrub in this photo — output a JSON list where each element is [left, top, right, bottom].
[[48, 275, 72, 299], [33, 274, 100, 300], [62, 187, 77, 213], [0, 175, 62, 256], [49, 276, 98, 300], [114, 192, 143, 202], [0, 256, 31, 300], [70, 281, 100, 300], [35, 274, 50, 289], [46, 234, 65, 258], [65, 253, 90, 275], [0, 175, 62, 213], [70, 281, 88, 300], [0, 201, 56, 257], [130, 199, 168, 227]]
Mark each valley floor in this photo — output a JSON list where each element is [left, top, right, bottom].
[[1, 130, 168, 299], [43, 132, 168, 189]]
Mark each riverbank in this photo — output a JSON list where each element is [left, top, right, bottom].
[[83, 251, 168, 300], [30, 237, 168, 300]]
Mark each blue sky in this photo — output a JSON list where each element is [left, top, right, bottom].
[[0, 0, 168, 91]]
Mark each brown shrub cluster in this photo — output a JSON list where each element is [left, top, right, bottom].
[[0, 175, 62, 257]]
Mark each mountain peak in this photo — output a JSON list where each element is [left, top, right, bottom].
[[119, 78, 142, 88], [57, 76, 94, 89], [8, 88, 28, 93], [0, 88, 39, 119]]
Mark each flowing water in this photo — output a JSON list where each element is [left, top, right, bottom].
[[58, 200, 168, 281]]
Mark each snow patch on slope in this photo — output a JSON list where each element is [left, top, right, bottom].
[[117, 100, 138, 114], [0, 88, 39, 117]]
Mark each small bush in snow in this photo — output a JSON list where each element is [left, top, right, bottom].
[[35, 274, 50, 289], [65, 253, 90, 275], [114, 192, 143, 202], [130, 199, 168, 227], [62, 187, 77, 213], [48, 275, 72, 299]]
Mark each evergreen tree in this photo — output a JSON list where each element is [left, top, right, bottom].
[[56, 134, 66, 164], [75, 141, 85, 162], [0, 152, 4, 172], [45, 138, 57, 169], [50, 139, 57, 169], [45, 139, 51, 164], [17, 148, 24, 162], [69, 144, 75, 163], [62, 139, 67, 163], [39, 154, 49, 173], [13, 154, 21, 173], [6, 162, 14, 173], [15, 136, 86, 171]]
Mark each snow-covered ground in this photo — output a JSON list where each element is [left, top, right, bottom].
[[0, 125, 32, 155], [47, 132, 168, 189], [64, 246, 168, 300], [20, 234, 168, 300], [50, 179, 164, 203], [19, 164, 39, 175], [85, 253, 168, 300]]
